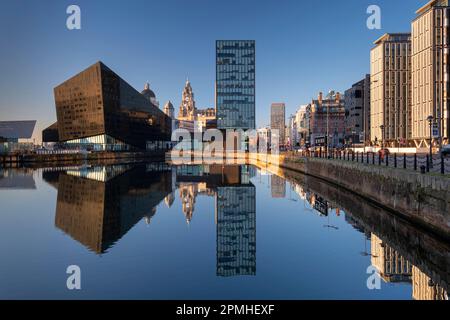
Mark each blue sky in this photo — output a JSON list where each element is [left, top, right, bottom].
[[0, 0, 425, 141]]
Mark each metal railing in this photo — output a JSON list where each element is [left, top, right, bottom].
[[296, 150, 450, 175]]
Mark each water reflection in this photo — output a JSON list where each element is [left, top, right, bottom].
[[0, 168, 35, 190], [48, 165, 172, 254], [37, 163, 449, 298], [272, 166, 449, 300], [44, 164, 257, 277]]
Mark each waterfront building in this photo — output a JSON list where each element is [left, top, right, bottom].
[[308, 91, 346, 148], [344, 75, 371, 145], [216, 40, 256, 130], [0, 120, 36, 153], [294, 105, 309, 146], [270, 103, 286, 146], [411, 0, 450, 147], [287, 114, 296, 147], [177, 79, 216, 132], [48, 61, 171, 151], [370, 33, 412, 146]]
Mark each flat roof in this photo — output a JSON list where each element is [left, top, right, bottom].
[[416, 0, 437, 15], [416, 0, 450, 15], [0, 121, 36, 139], [373, 33, 411, 45]]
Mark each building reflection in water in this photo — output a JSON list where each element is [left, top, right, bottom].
[[0, 168, 36, 190], [270, 175, 286, 198], [215, 167, 256, 277], [175, 164, 257, 276], [48, 164, 172, 254], [42, 163, 449, 294], [276, 170, 448, 300], [44, 163, 257, 277], [370, 234, 412, 283]]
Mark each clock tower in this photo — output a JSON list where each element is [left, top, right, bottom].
[[179, 79, 196, 119]]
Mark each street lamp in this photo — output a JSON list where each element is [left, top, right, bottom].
[[380, 125, 385, 149], [427, 115, 434, 166]]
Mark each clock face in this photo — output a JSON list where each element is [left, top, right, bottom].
[[185, 97, 190, 102]]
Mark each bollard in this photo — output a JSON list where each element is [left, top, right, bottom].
[[394, 153, 397, 168], [414, 154, 417, 171], [386, 154, 389, 167], [403, 153, 407, 169], [426, 155, 430, 172], [441, 154, 445, 174]]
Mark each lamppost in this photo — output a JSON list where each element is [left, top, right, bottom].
[[427, 115, 434, 167], [380, 124, 385, 149]]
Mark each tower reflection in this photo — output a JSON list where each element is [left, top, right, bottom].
[[175, 164, 257, 276]]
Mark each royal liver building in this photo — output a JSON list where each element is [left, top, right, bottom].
[[177, 79, 216, 131]]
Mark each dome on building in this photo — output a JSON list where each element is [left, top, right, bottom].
[[141, 82, 156, 99]]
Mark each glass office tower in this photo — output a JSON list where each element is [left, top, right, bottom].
[[216, 40, 256, 130]]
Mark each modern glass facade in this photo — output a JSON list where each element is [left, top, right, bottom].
[[65, 134, 129, 151], [216, 40, 256, 130], [53, 62, 171, 150]]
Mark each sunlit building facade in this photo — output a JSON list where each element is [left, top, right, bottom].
[[309, 91, 346, 148], [216, 40, 256, 130], [370, 33, 412, 146], [411, 0, 450, 146]]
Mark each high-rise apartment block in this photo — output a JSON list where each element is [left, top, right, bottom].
[[412, 0, 450, 146], [370, 33, 412, 146]]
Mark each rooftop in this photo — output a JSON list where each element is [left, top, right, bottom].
[[0, 121, 36, 139]]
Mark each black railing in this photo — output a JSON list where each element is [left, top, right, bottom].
[[297, 150, 450, 175]]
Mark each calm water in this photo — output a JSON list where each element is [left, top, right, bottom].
[[0, 163, 448, 300]]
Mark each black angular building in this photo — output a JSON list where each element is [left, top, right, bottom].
[[44, 61, 171, 150]]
